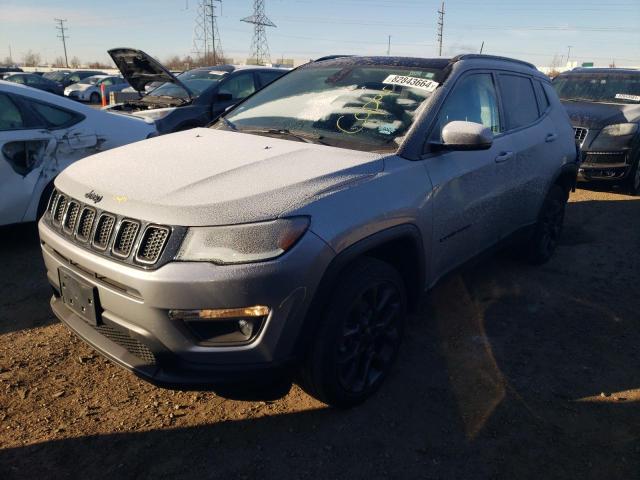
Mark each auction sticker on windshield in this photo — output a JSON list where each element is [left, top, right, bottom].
[[615, 93, 640, 102], [383, 75, 439, 92]]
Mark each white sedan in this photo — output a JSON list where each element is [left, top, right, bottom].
[[0, 80, 156, 226], [64, 75, 130, 103]]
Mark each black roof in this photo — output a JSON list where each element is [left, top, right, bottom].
[[560, 67, 640, 75]]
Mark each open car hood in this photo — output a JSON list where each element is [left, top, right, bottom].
[[108, 47, 192, 99]]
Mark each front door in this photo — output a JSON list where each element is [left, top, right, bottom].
[[424, 72, 512, 280]]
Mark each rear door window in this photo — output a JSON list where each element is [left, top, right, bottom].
[[498, 74, 539, 130]]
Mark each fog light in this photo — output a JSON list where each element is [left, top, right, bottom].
[[169, 306, 270, 346]]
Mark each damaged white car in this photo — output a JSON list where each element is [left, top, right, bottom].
[[0, 80, 156, 226]]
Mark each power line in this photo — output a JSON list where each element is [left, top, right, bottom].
[[241, 0, 276, 65], [54, 18, 69, 68], [437, 1, 445, 57]]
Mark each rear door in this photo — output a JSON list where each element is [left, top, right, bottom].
[[495, 73, 554, 235], [0, 93, 57, 225], [425, 71, 514, 279]]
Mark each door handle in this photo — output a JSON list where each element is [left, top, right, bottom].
[[545, 133, 558, 143], [494, 151, 514, 163]]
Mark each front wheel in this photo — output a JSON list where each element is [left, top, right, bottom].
[[626, 158, 640, 196], [525, 185, 568, 264], [301, 258, 407, 408]]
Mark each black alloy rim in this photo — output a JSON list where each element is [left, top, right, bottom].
[[337, 281, 402, 394]]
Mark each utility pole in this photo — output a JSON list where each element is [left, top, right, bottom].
[[54, 18, 69, 68], [241, 0, 276, 65], [479, 41, 484, 54], [566, 45, 572, 66], [192, 0, 224, 65], [387, 35, 391, 56], [8, 44, 12, 64], [437, 1, 445, 57]]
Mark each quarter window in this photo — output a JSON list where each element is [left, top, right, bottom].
[[431, 73, 501, 141], [498, 74, 539, 129], [29, 101, 83, 128], [534, 80, 550, 113], [0, 94, 25, 130]]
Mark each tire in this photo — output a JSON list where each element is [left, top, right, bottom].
[[301, 257, 407, 408], [525, 185, 568, 264], [626, 157, 640, 196], [89, 92, 100, 104]]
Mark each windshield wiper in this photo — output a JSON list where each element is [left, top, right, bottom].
[[245, 128, 330, 145]]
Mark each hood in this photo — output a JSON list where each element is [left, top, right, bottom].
[[56, 129, 384, 226], [108, 47, 192, 98], [562, 100, 640, 129]]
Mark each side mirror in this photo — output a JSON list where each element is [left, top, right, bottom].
[[440, 121, 493, 150], [216, 93, 233, 102]]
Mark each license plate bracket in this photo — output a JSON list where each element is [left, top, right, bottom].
[[58, 267, 101, 326]]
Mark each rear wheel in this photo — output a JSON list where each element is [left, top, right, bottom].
[[301, 258, 407, 408], [525, 184, 568, 264], [89, 92, 100, 104]]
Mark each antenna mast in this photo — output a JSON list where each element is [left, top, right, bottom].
[[437, 1, 445, 57]]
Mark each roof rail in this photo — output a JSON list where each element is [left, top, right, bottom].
[[313, 55, 354, 62], [452, 54, 536, 70]]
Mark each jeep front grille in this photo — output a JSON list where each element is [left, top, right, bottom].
[[62, 201, 80, 234], [92, 214, 116, 250], [53, 195, 67, 226], [45, 190, 175, 269], [76, 207, 96, 242], [574, 127, 588, 146], [112, 220, 140, 258], [136, 226, 170, 264]]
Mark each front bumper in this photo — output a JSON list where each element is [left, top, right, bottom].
[[39, 219, 334, 388], [577, 151, 633, 182]]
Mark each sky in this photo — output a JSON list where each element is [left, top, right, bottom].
[[1, 0, 639, 67]]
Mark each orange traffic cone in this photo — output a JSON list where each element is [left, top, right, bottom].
[[101, 83, 107, 107]]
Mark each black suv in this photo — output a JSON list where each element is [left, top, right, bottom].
[[554, 68, 640, 194], [106, 48, 288, 134]]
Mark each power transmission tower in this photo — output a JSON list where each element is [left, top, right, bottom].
[[436, 1, 445, 57], [54, 18, 69, 68], [241, 0, 276, 65], [192, 0, 224, 65]]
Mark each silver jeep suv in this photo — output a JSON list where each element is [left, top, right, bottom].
[[39, 55, 577, 407]]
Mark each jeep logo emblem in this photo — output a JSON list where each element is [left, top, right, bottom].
[[84, 190, 103, 204]]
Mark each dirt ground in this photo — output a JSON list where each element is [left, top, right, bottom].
[[0, 187, 638, 480]]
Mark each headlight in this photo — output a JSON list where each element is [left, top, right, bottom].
[[176, 217, 310, 264], [599, 123, 638, 137], [132, 107, 176, 121]]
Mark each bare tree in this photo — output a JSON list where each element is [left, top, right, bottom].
[[88, 61, 110, 69], [1, 56, 13, 67], [53, 56, 66, 68], [70, 56, 81, 68], [23, 50, 41, 67]]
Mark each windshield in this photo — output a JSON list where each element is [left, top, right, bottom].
[[218, 64, 443, 153], [554, 72, 640, 104], [147, 69, 228, 99]]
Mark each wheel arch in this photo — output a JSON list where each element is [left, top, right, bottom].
[[293, 224, 426, 357]]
